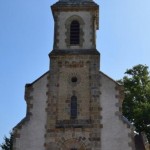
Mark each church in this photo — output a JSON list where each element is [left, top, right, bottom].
[[13, 0, 147, 150]]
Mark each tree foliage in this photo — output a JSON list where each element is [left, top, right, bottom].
[[119, 64, 150, 143], [0, 132, 13, 150]]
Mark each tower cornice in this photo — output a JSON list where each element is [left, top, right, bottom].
[[51, 0, 99, 29], [49, 49, 100, 57]]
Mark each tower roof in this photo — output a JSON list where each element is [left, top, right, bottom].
[[53, 0, 98, 7], [53, 0, 98, 6]]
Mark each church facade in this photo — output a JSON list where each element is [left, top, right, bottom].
[[13, 0, 137, 150]]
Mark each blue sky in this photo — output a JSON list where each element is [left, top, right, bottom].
[[0, 0, 150, 144]]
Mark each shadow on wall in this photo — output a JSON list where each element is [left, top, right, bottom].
[[134, 134, 147, 150]]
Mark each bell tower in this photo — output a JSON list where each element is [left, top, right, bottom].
[[51, 0, 99, 50], [46, 0, 102, 149]]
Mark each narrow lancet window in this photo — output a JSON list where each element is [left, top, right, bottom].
[[71, 96, 77, 119], [70, 20, 80, 45]]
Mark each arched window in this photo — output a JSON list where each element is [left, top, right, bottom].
[[70, 20, 80, 45], [71, 96, 77, 119]]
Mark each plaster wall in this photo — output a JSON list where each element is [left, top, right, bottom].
[[100, 72, 132, 150], [15, 74, 48, 150], [57, 11, 94, 49]]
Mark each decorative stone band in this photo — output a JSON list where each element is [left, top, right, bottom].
[[56, 119, 92, 128]]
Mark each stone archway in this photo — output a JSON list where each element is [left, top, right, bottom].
[[61, 138, 86, 150], [65, 15, 85, 47]]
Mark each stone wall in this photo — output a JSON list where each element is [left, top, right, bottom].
[[100, 72, 135, 150], [54, 11, 95, 50], [13, 73, 49, 150], [13, 68, 136, 150], [45, 52, 102, 150]]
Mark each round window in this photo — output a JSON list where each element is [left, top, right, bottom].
[[68, 73, 81, 86], [71, 77, 77, 83]]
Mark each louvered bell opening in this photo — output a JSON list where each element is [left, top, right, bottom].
[[70, 21, 80, 45]]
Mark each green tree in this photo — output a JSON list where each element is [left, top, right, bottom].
[[0, 132, 13, 150], [119, 64, 150, 143]]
